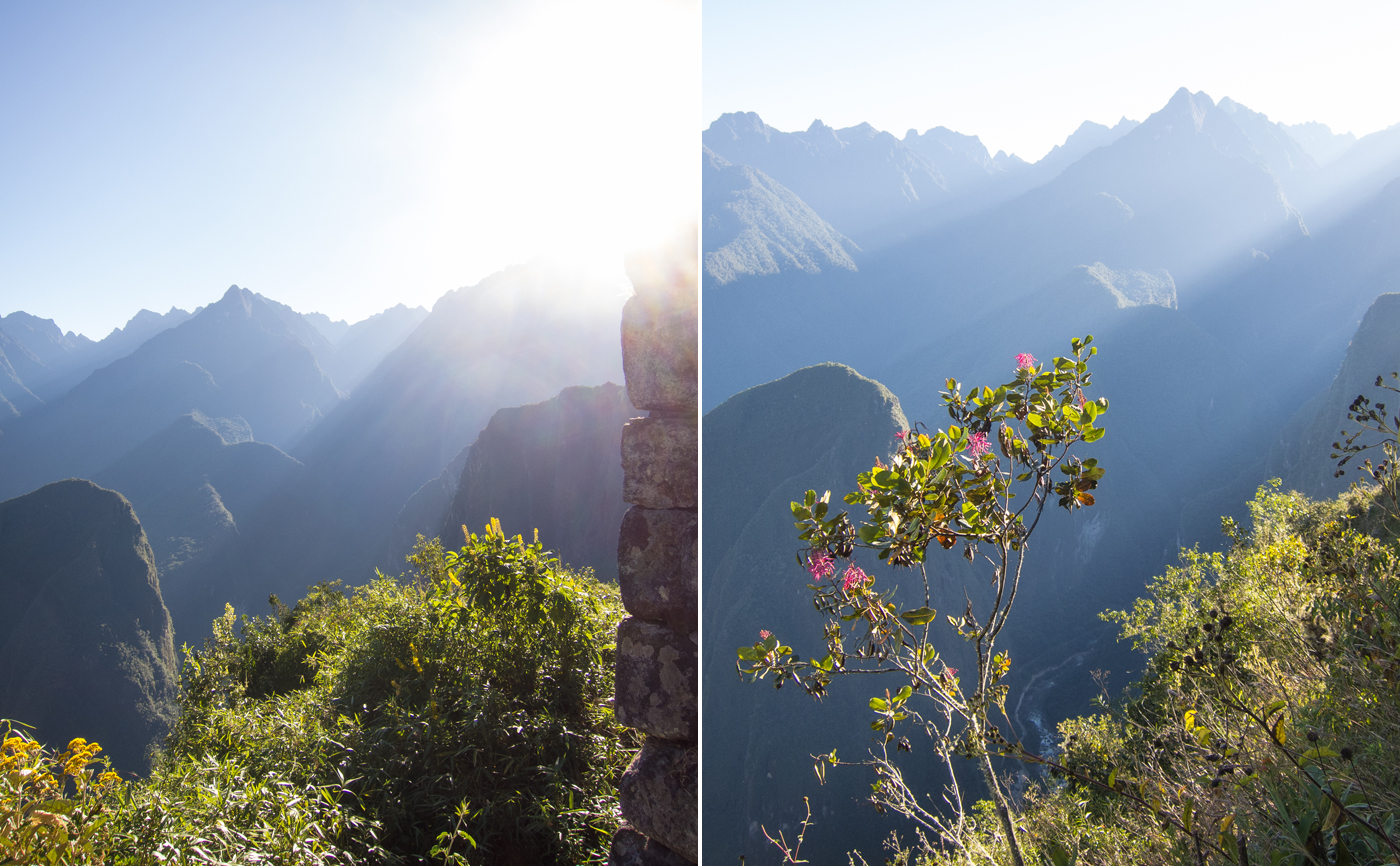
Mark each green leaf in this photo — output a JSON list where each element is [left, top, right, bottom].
[[1027, 413, 1044, 428], [804, 490, 817, 507], [899, 607, 938, 625], [869, 697, 889, 711], [894, 685, 913, 703]]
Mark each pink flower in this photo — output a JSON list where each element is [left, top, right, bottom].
[[894, 429, 906, 440], [966, 431, 991, 459], [1016, 353, 1037, 371], [806, 550, 835, 581], [841, 563, 870, 592], [759, 629, 772, 640]]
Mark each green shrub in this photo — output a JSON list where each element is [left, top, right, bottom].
[[107, 523, 633, 865]]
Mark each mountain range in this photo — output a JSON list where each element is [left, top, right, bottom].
[[0, 259, 633, 765], [703, 86, 1400, 858]]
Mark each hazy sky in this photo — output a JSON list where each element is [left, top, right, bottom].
[[1, 0, 697, 339], [705, 0, 1400, 161]]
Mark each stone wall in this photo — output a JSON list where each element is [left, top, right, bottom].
[[610, 229, 698, 865]]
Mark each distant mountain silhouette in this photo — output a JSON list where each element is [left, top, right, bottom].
[[0, 329, 45, 417], [1216, 96, 1318, 198], [702, 88, 1313, 411], [0, 307, 193, 401], [320, 303, 430, 393], [0, 479, 177, 773], [703, 146, 858, 285], [0, 286, 341, 501], [292, 260, 626, 587], [1283, 121, 1356, 167], [1032, 117, 1141, 176], [703, 112, 958, 247]]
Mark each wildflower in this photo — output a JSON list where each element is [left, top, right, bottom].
[[1016, 352, 1037, 371], [806, 550, 836, 581], [895, 430, 905, 440], [966, 432, 991, 459], [759, 630, 772, 640], [841, 563, 870, 592]]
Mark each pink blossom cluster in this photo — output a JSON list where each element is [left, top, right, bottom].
[[841, 563, 870, 592], [759, 629, 772, 640], [966, 431, 991, 459], [806, 549, 835, 581], [1016, 352, 1037, 371]]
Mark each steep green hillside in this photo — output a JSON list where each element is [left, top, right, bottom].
[[0, 479, 177, 772]]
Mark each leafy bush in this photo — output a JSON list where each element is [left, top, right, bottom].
[[899, 480, 1400, 865], [101, 522, 632, 865]]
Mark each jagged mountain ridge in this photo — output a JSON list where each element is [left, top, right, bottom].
[[0, 307, 193, 403], [702, 146, 858, 285], [0, 286, 342, 501]]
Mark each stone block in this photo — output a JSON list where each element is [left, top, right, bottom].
[[615, 617, 696, 741], [609, 825, 692, 866], [622, 294, 697, 414], [619, 737, 697, 862], [618, 506, 696, 628], [621, 417, 697, 509]]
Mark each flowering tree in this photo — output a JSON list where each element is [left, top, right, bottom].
[[737, 337, 1108, 865]]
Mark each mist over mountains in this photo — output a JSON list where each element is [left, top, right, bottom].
[[704, 86, 1400, 858], [0, 260, 634, 765]]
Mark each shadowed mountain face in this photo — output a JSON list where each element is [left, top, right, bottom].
[[382, 383, 637, 580], [0, 286, 341, 501], [0, 480, 177, 773], [293, 260, 627, 587], [1270, 293, 1400, 499], [439, 383, 634, 580]]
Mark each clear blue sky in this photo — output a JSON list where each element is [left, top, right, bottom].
[[1, 0, 698, 338], [704, 0, 1400, 160]]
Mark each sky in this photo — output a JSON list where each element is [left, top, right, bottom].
[[1, 0, 698, 339], [704, 0, 1400, 162]]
